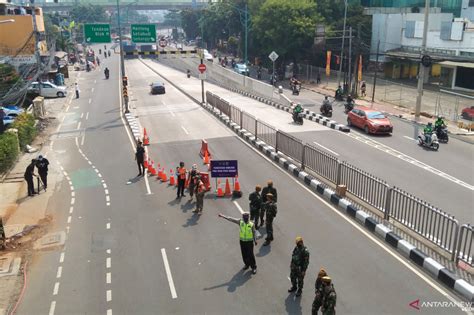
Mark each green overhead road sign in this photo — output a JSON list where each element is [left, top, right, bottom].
[[131, 24, 156, 43], [84, 24, 111, 43]]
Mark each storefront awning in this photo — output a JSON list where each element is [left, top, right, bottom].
[[439, 61, 474, 69]]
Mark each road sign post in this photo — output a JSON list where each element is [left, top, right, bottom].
[[84, 24, 111, 43], [131, 24, 156, 43], [199, 60, 206, 104], [269, 51, 279, 86]]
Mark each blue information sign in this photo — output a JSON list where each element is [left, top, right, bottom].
[[210, 160, 238, 178]]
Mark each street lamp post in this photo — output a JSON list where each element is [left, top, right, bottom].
[[415, 0, 430, 122], [116, 0, 128, 113], [337, 0, 348, 90]]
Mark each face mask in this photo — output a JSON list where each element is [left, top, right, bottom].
[[243, 217, 249, 223]]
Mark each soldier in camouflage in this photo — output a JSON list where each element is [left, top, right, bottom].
[[321, 276, 337, 315], [262, 193, 277, 246], [312, 268, 328, 314], [288, 236, 310, 297], [249, 185, 262, 228]]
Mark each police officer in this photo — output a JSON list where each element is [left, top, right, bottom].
[[36, 155, 49, 190], [312, 268, 328, 315], [188, 164, 198, 201], [249, 185, 262, 228], [262, 193, 277, 246], [176, 161, 187, 199], [193, 176, 206, 213], [135, 141, 145, 176], [218, 212, 257, 274], [321, 276, 337, 315], [288, 236, 310, 297], [261, 180, 277, 226], [24, 159, 37, 196]]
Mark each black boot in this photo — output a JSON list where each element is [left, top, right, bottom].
[[296, 289, 302, 297], [288, 286, 297, 293]]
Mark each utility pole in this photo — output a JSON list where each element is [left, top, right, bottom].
[[337, 0, 348, 89], [244, 3, 248, 65], [31, 6, 42, 96], [348, 26, 353, 96], [372, 40, 380, 103], [116, 0, 126, 79], [201, 57, 205, 105], [415, 0, 430, 121]]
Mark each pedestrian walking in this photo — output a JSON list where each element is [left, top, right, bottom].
[[176, 161, 187, 199], [317, 72, 321, 84], [262, 193, 277, 246], [260, 180, 277, 227], [96, 56, 100, 66], [361, 81, 367, 97], [188, 164, 198, 201], [249, 185, 262, 228], [35, 155, 49, 190], [135, 141, 145, 176], [321, 276, 337, 315], [312, 268, 328, 315], [193, 177, 206, 213], [75, 83, 80, 99], [24, 159, 37, 196], [288, 236, 310, 297], [218, 212, 257, 274]]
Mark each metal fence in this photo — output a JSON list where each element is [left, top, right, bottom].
[[456, 224, 473, 267], [231, 106, 242, 126], [339, 162, 389, 212], [303, 144, 339, 183], [242, 112, 257, 135], [256, 120, 277, 148], [276, 131, 304, 163], [389, 186, 459, 258]]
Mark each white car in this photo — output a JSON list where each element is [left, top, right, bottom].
[[202, 49, 213, 62], [28, 82, 67, 98]]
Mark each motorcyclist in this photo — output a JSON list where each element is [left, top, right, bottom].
[[424, 122, 434, 144], [435, 116, 446, 129], [187, 69, 191, 78], [294, 103, 303, 114], [321, 96, 332, 115], [345, 94, 354, 113], [335, 85, 343, 99], [290, 76, 300, 88]]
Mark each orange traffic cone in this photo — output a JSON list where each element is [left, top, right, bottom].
[[203, 150, 210, 165], [233, 176, 241, 193], [216, 180, 224, 197], [143, 128, 150, 146], [158, 165, 163, 178], [151, 161, 157, 176], [224, 178, 232, 196], [169, 169, 175, 186], [144, 155, 148, 168], [161, 169, 168, 182]]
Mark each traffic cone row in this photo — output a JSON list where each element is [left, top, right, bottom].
[[216, 180, 224, 197], [169, 169, 175, 186], [143, 128, 150, 146]]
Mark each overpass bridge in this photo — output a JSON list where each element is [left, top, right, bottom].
[[10, 0, 214, 11]]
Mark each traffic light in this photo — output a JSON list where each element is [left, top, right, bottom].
[[122, 76, 128, 87]]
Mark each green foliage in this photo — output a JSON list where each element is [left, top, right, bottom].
[[0, 132, 19, 174], [252, 0, 321, 63], [70, 4, 107, 24], [163, 10, 182, 28], [0, 64, 20, 99], [12, 113, 37, 150], [180, 9, 200, 40]]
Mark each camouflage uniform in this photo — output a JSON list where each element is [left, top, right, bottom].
[[289, 244, 310, 295], [249, 190, 262, 227], [263, 200, 277, 243], [312, 277, 325, 315], [321, 283, 337, 315]]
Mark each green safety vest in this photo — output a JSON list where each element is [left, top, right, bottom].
[[239, 220, 254, 241]]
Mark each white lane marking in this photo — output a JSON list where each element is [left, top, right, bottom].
[[94, 168, 99, 173], [53, 282, 60, 295], [233, 132, 466, 310], [106, 223, 111, 230], [88, 98, 92, 104], [94, 79, 96, 84], [107, 249, 111, 254], [69, 207, 74, 214], [98, 173, 102, 178], [106, 195, 110, 202], [106, 257, 111, 269], [106, 272, 111, 284], [161, 248, 178, 299], [65, 106, 70, 113], [91, 87, 95, 93], [345, 132, 473, 191], [103, 183, 107, 189], [107, 202, 111, 206], [59, 252, 65, 263], [80, 112, 84, 119], [144, 169, 152, 195], [71, 198, 75, 205], [71, 191, 75, 197], [85, 112, 89, 120], [181, 126, 189, 135], [313, 141, 340, 156], [81, 134, 85, 146], [107, 309, 112, 315], [105, 189, 109, 194], [403, 135, 416, 141], [49, 301, 56, 315], [88, 161, 92, 165], [77, 121, 81, 130], [56, 266, 62, 278], [233, 201, 244, 214], [67, 216, 71, 224], [106, 290, 112, 302]]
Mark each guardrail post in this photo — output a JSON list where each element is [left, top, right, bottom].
[[336, 161, 342, 186], [383, 186, 393, 221], [240, 111, 243, 128], [255, 119, 258, 138], [275, 131, 279, 153], [450, 221, 460, 262], [301, 145, 306, 170]]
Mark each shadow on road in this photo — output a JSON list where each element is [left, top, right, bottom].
[[203, 269, 252, 293], [285, 293, 302, 315], [256, 241, 271, 257], [182, 212, 200, 227]]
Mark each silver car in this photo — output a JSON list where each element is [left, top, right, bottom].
[[28, 82, 68, 98]]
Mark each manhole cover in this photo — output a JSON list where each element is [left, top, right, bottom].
[[34, 231, 66, 250]]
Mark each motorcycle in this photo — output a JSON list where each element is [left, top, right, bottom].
[[435, 126, 449, 143], [418, 132, 440, 151], [105, 72, 109, 79], [335, 90, 344, 101], [320, 103, 333, 118], [344, 101, 354, 114], [108, 51, 111, 57], [292, 112, 304, 125], [187, 70, 191, 78], [292, 83, 301, 95]]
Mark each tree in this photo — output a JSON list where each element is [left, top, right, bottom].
[[70, 4, 107, 24], [180, 9, 200, 40], [252, 0, 322, 67], [163, 10, 181, 28]]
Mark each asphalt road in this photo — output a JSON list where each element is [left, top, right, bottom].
[[14, 52, 470, 315], [149, 57, 473, 225]]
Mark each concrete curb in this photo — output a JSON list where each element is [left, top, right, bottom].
[[137, 59, 474, 302], [213, 81, 350, 133]]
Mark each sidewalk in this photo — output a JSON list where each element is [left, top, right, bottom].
[[0, 68, 79, 313]]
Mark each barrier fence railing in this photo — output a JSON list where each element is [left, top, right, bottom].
[[339, 162, 389, 212], [388, 186, 459, 259], [206, 90, 470, 261], [456, 224, 473, 267], [276, 131, 304, 163]]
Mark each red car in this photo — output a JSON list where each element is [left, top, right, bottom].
[[461, 106, 474, 120], [347, 107, 393, 134]]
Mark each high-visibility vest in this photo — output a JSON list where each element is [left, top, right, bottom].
[[239, 220, 254, 242], [178, 167, 186, 180]]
